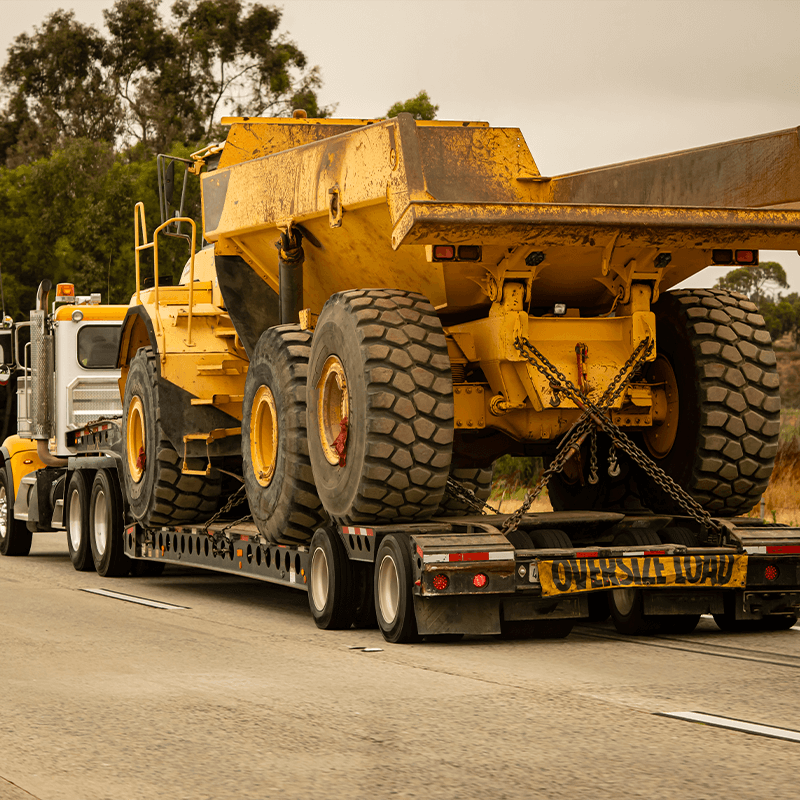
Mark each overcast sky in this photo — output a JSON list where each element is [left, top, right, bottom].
[[2, 0, 799, 290]]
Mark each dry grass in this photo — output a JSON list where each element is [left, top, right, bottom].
[[749, 411, 800, 525]]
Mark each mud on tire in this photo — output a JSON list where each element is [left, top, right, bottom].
[[307, 289, 454, 524], [122, 348, 221, 526], [643, 289, 780, 516]]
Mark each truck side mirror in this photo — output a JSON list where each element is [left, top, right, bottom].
[[0, 328, 14, 368]]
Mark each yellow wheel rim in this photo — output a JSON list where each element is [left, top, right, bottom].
[[644, 355, 680, 458], [317, 355, 349, 466], [251, 385, 278, 487], [126, 396, 145, 483]]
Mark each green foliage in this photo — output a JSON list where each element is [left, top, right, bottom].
[[0, 140, 199, 319], [0, 0, 332, 164], [714, 261, 788, 304], [387, 90, 438, 120], [491, 456, 543, 498]]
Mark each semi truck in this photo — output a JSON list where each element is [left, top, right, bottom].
[[2, 115, 800, 642]]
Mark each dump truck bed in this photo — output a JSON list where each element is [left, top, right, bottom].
[[201, 115, 800, 312]]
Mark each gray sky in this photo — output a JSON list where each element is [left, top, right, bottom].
[[2, 0, 799, 290]]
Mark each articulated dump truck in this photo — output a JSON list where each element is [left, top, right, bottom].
[[4, 115, 800, 642]]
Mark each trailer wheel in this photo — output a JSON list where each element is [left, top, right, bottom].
[[608, 530, 663, 635], [640, 289, 780, 516], [89, 469, 130, 578], [760, 614, 798, 631], [66, 470, 94, 571], [307, 289, 453, 524], [437, 466, 493, 516], [0, 466, 32, 557], [374, 534, 420, 643], [308, 527, 355, 629], [122, 348, 221, 526], [242, 325, 325, 545]]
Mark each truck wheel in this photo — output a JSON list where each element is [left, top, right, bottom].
[[374, 534, 421, 643], [528, 528, 572, 548], [242, 325, 325, 545], [122, 348, 221, 526], [66, 470, 94, 571], [641, 289, 780, 516], [608, 530, 663, 635], [89, 469, 130, 578], [307, 289, 453, 524], [307, 527, 355, 629], [437, 466, 493, 516], [0, 466, 32, 557]]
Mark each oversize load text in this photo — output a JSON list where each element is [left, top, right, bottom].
[[539, 554, 748, 596]]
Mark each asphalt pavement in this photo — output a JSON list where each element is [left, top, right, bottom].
[[1, 533, 799, 800]]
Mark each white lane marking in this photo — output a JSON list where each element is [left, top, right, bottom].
[[81, 588, 187, 610], [660, 711, 800, 743]]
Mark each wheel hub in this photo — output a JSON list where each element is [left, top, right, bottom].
[[310, 547, 330, 612], [644, 355, 679, 458], [93, 489, 108, 557], [251, 385, 279, 487], [377, 553, 400, 624], [126, 396, 145, 483], [69, 488, 82, 551], [0, 485, 7, 540], [612, 588, 636, 616], [317, 355, 349, 466]]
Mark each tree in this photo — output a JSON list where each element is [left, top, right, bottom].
[[387, 90, 438, 120], [715, 261, 788, 304], [0, 0, 333, 164]]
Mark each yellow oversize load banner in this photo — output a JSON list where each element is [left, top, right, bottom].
[[539, 554, 748, 596]]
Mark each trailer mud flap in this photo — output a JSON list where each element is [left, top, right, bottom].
[[538, 554, 748, 596], [414, 595, 501, 636]]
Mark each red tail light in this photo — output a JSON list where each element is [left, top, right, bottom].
[[473, 573, 488, 588], [765, 565, 779, 581], [433, 574, 449, 591], [735, 250, 757, 264], [433, 245, 455, 260]]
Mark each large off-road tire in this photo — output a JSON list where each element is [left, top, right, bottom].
[[242, 325, 325, 545], [0, 466, 32, 557], [89, 469, 130, 578], [66, 470, 94, 571], [549, 289, 779, 517], [122, 348, 221, 526], [307, 289, 453, 524], [437, 466, 493, 516], [641, 288, 780, 516]]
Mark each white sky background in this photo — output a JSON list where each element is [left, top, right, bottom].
[[2, 0, 799, 291]]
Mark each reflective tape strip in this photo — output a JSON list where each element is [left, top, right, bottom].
[[423, 551, 514, 564], [343, 526, 374, 537], [744, 544, 800, 554]]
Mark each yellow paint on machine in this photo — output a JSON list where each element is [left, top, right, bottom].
[[538, 553, 748, 596]]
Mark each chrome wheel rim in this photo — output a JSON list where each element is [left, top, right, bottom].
[[310, 547, 330, 612], [0, 485, 7, 540], [378, 553, 400, 625], [93, 489, 108, 557], [69, 488, 82, 551]]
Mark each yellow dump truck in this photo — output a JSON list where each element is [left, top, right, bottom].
[[117, 116, 799, 537], [6, 114, 800, 643]]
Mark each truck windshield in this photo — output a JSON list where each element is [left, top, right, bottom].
[[77, 325, 120, 369]]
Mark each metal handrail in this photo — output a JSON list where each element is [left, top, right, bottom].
[[133, 202, 198, 347]]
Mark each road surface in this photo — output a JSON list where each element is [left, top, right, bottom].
[[1, 533, 798, 799]]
